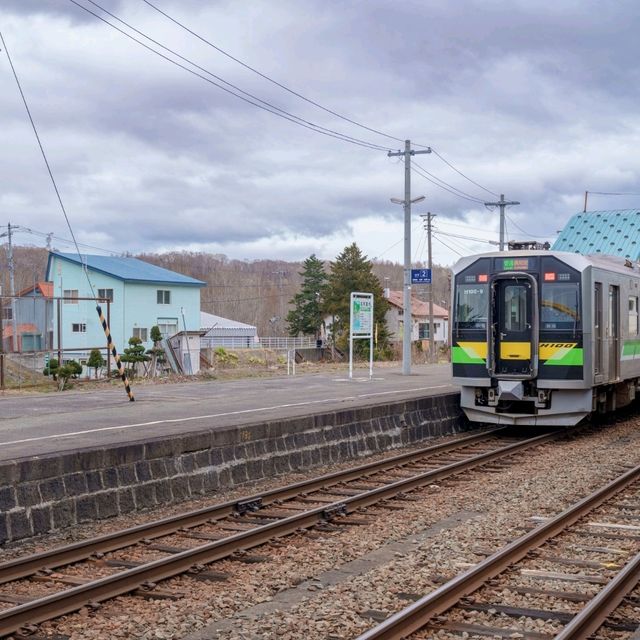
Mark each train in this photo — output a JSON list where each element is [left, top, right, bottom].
[[451, 247, 640, 425]]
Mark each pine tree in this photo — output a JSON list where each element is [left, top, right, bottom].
[[323, 243, 390, 355], [120, 336, 150, 377], [286, 254, 327, 338]]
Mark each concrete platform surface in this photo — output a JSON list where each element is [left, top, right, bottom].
[[0, 364, 455, 462]]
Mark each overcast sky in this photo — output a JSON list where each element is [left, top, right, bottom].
[[2, 0, 640, 266]]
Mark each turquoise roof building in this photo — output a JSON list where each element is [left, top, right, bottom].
[[553, 210, 640, 260], [45, 252, 206, 357]]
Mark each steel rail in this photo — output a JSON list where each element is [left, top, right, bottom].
[[355, 463, 640, 640], [0, 430, 560, 637], [0, 428, 505, 585], [553, 550, 640, 639]]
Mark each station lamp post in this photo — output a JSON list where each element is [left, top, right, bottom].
[[391, 194, 425, 375]]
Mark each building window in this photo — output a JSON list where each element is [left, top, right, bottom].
[[629, 296, 639, 335], [98, 288, 114, 302], [1, 306, 12, 320], [63, 289, 79, 304], [72, 323, 87, 333], [157, 290, 171, 305], [133, 327, 148, 341], [419, 323, 430, 339], [157, 318, 178, 338]]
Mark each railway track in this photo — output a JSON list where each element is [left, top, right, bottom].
[[0, 427, 564, 638], [356, 462, 640, 639]]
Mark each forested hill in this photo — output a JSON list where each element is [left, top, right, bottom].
[[2, 246, 451, 336]]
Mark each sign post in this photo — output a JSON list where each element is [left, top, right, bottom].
[[349, 292, 374, 380]]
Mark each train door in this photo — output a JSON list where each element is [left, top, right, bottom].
[[491, 275, 537, 377], [608, 284, 620, 381], [594, 282, 603, 380]]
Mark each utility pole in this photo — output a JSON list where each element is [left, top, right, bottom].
[[6, 222, 18, 352], [388, 139, 431, 375], [272, 270, 286, 336], [421, 212, 436, 363], [484, 194, 520, 251]]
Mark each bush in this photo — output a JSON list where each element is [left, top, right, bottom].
[[43, 357, 59, 379]]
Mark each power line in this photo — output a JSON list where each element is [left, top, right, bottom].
[[588, 191, 640, 196], [432, 233, 463, 257], [142, 0, 412, 148], [412, 161, 485, 204], [0, 31, 96, 298], [434, 228, 499, 245], [70, 0, 391, 152], [1, 28, 135, 400], [430, 148, 499, 197], [202, 292, 291, 305], [505, 215, 551, 239]]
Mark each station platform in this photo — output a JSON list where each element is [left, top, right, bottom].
[[0, 364, 463, 543]]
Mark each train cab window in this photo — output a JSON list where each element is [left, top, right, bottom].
[[541, 283, 580, 330], [629, 296, 639, 335], [455, 284, 488, 330], [503, 285, 528, 331]]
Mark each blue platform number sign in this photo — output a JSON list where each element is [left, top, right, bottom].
[[411, 268, 432, 284]]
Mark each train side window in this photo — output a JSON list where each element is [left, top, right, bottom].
[[629, 296, 639, 335]]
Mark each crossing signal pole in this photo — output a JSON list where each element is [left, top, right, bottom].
[[484, 194, 520, 251], [389, 140, 431, 375]]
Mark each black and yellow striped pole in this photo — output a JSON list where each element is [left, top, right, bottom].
[[96, 304, 134, 402]]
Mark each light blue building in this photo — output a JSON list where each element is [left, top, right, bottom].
[[553, 210, 640, 260], [45, 252, 206, 356]]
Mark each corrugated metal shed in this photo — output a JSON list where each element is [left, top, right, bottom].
[[200, 311, 257, 337], [553, 210, 640, 259]]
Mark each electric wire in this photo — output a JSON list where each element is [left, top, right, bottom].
[[411, 165, 485, 205], [142, 0, 413, 148], [434, 228, 499, 245], [69, 0, 391, 152], [0, 30, 97, 299], [432, 233, 463, 257], [588, 191, 640, 196], [413, 228, 427, 262], [430, 148, 500, 197], [432, 228, 471, 254], [201, 292, 292, 305], [413, 161, 486, 203], [505, 214, 551, 239]]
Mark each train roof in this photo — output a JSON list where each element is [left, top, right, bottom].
[[452, 250, 640, 277]]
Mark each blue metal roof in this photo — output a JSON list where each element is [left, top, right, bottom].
[[552, 210, 640, 260], [47, 252, 207, 286]]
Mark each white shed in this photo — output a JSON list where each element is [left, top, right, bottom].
[[200, 311, 258, 349]]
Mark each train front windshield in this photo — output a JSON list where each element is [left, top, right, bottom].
[[455, 284, 488, 330]]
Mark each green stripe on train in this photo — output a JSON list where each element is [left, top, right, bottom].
[[622, 339, 640, 359], [452, 346, 486, 364], [543, 347, 583, 366]]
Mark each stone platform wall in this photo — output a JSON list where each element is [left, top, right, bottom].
[[0, 392, 466, 543]]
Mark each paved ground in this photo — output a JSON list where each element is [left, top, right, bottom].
[[0, 364, 456, 462]]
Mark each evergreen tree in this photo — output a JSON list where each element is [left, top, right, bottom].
[[286, 254, 327, 337], [87, 348, 105, 379], [120, 336, 150, 377], [323, 243, 390, 355]]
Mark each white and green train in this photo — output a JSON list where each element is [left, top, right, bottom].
[[451, 250, 640, 426]]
